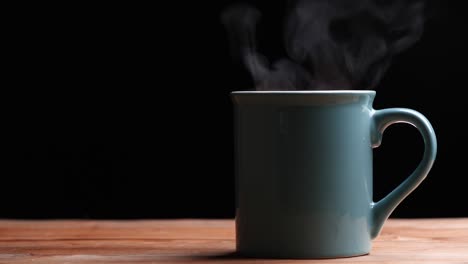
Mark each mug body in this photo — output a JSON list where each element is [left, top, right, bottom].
[[232, 91, 376, 258]]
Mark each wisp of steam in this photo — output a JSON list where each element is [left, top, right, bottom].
[[222, 0, 425, 90]]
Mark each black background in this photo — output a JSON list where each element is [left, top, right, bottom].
[[2, 1, 467, 219]]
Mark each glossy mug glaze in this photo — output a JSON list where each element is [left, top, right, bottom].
[[231, 91, 437, 259]]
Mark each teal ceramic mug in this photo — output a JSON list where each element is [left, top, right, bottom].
[[231, 90, 437, 259]]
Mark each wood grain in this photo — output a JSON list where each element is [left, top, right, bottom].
[[0, 218, 467, 263]]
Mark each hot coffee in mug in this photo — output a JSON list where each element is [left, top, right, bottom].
[[232, 90, 436, 258]]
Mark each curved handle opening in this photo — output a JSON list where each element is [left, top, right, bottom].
[[370, 108, 437, 239]]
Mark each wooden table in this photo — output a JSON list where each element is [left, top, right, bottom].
[[0, 218, 467, 263]]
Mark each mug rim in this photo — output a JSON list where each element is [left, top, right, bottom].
[[231, 90, 375, 95]]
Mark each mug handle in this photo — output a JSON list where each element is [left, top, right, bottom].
[[370, 108, 437, 239]]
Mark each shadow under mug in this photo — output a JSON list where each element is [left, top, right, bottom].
[[231, 90, 437, 259]]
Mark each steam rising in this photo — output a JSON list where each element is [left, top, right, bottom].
[[222, 0, 425, 90]]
